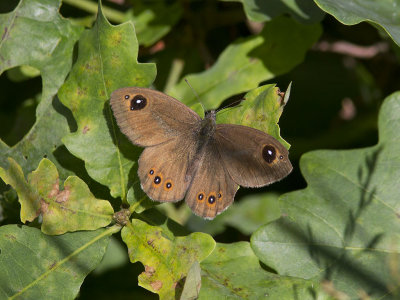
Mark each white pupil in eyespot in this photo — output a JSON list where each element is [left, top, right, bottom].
[[136, 99, 141, 104], [268, 150, 273, 155]]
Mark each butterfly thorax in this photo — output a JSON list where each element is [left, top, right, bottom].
[[199, 110, 217, 139]]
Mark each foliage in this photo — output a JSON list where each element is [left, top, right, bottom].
[[1, 0, 399, 299]]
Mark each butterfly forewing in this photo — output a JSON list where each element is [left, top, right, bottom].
[[215, 124, 292, 187], [110, 87, 201, 147]]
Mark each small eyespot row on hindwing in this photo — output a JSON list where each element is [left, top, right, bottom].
[[124, 95, 130, 99], [151, 173, 163, 188], [197, 192, 205, 201], [149, 169, 155, 176], [207, 193, 216, 205], [130, 95, 147, 110], [164, 180, 173, 191], [262, 145, 276, 164]]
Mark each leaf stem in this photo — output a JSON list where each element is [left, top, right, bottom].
[[129, 196, 146, 213], [10, 225, 121, 299], [62, 0, 126, 23]]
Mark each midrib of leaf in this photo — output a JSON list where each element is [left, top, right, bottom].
[[316, 152, 397, 214], [198, 56, 259, 102], [286, 196, 345, 244], [46, 200, 111, 220], [200, 267, 245, 298], [9, 225, 120, 300], [0, 0, 20, 55], [95, 15, 126, 202]]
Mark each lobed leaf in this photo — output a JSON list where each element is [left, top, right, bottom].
[[58, 2, 156, 199], [0, 225, 117, 299], [169, 16, 321, 110], [0, 157, 114, 234], [125, 0, 183, 47], [314, 0, 400, 46], [0, 0, 83, 179], [199, 242, 319, 299], [251, 92, 400, 298], [121, 218, 215, 299], [217, 83, 291, 149], [227, 0, 325, 23]]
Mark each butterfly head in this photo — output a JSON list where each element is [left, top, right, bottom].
[[199, 110, 217, 138]]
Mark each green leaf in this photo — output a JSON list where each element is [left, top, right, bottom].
[[121, 218, 215, 299], [0, 0, 83, 178], [0, 157, 114, 234], [251, 92, 400, 298], [199, 242, 319, 299], [188, 192, 281, 236], [314, 0, 400, 46], [169, 16, 321, 110], [0, 224, 118, 299], [228, 0, 325, 23], [180, 261, 202, 300], [58, 3, 156, 199], [217, 83, 291, 149], [125, 0, 183, 47]]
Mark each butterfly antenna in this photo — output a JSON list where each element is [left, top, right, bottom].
[[185, 78, 206, 112], [215, 98, 244, 114]]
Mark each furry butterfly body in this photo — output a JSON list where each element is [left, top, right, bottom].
[[110, 87, 292, 219]]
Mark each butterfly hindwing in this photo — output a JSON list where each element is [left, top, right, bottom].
[[185, 141, 238, 219]]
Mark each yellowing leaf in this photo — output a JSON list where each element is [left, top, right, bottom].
[[0, 158, 114, 235], [121, 219, 215, 299]]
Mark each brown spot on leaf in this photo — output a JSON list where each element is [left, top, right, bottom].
[[151, 280, 163, 291], [56, 188, 70, 203], [82, 125, 90, 134], [218, 247, 226, 253], [147, 239, 154, 247], [49, 262, 57, 269], [40, 199, 49, 214], [48, 179, 59, 198], [4, 234, 16, 241], [144, 265, 155, 277], [77, 87, 86, 96]]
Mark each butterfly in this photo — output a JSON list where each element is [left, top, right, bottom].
[[110, 87, 292, 219]]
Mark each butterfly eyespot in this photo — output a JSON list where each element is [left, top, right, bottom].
[[208, 195, 216, 205], [154, 176, 161, 185], [262, 145, 276, 164], [218, 192, 222, 200], [164, 181, 173, 191], [124, 95, 130, 99], [279, 155, 284, 160], [149, 169, 155, 176], [197, 193, 204, 201], [130, 95, 147, 110]]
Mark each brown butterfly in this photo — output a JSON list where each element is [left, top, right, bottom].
[[110, 87, 292, 219]]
